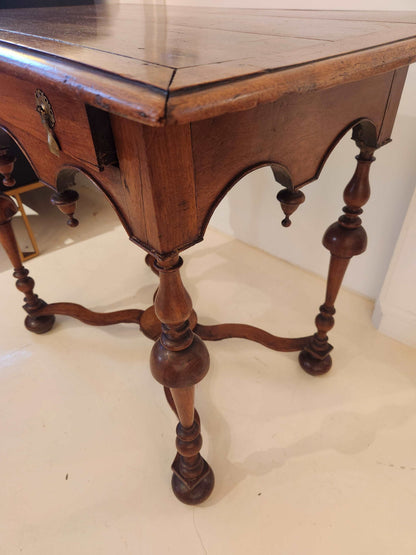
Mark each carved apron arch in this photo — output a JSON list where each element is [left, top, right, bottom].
[[194, 118, 377, 237]]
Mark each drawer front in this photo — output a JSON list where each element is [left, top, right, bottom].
[[0, 72, 99, 168]]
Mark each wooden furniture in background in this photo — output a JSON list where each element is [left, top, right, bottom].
[[0, 5, 415, 504], [3, 181, 43, 261]]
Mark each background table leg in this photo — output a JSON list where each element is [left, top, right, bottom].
[[0, 193, 55, 334]]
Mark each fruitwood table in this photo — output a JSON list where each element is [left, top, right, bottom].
[[0, 5, 416, 505]]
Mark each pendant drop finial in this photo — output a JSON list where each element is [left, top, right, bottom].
[[51, 189, 79, 227], [276, 189, 305, 227]]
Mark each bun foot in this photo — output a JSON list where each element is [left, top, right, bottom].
[[171, 457, 215, 505], [299, 349, 332, 376], [24, 313, 55, 334]]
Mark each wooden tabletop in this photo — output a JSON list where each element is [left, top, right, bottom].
[[1, 4, 416, 125]]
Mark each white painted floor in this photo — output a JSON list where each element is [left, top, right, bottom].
[[1, 183, 416, 554]]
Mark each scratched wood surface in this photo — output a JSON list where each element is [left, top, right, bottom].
[[1, 5, 416, 124], [0, 3, 416, 125]]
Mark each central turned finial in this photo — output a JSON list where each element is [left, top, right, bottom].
[[0, 142, 16, 189], [277, 188, 305, 227], [50, 189, 80, 227]]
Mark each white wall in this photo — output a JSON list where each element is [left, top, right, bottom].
[[373, 188, 416, 347]]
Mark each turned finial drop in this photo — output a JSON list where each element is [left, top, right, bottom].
[[0, 148, 16, 188], [276, 188, 305, 227], [50, 189, 79, 227]]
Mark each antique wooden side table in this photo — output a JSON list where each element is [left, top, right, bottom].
[[0, 5, 415, 505]]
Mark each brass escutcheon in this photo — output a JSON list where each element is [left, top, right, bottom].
[[35, 89, 60, 157]]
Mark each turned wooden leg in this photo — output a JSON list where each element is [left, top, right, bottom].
[[150, 255, 214, 505], [299, 145, 375, 375], [0, 194, 55, 333]]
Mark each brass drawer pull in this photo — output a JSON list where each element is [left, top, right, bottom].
[[35, 89, 60, 156]]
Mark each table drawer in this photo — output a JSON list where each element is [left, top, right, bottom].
[[0, 72, 100, 168]]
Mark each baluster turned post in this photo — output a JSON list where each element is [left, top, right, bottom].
[[0, 150, 55, 333], [150, 254, 214, 504], [299, 144, 376, 375]]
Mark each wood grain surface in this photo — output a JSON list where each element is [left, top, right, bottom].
[[1, 5, 416, 124]]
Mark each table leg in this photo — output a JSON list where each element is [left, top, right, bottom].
[[150, 255, 214, 504], [299, 144, 376, 375], [0, 193, 55, 333]]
